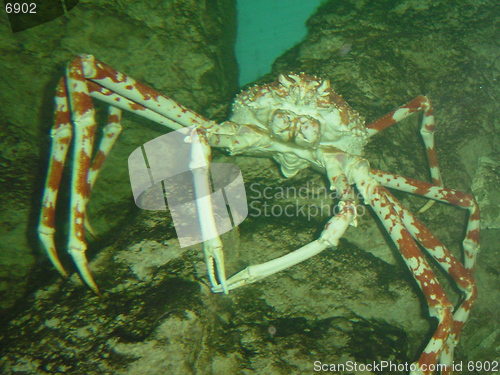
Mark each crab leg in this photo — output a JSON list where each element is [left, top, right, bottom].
[[39, 54, 231, 293], [77, 54, 214, 130], [211, 200, 356, 293], [370, 169, 480, 270], [86, 82, 185, 131], [38, 77, 123, 290], [371, 169, 480, 373], [367, 95, 443, 214], [185, 128, 228, 293], [86, 107, 123, 191], [38, 78, 73, 278], [366, 96, 442, 187], [383, 190, 477, 373], [359, 183, 454, 375], [83, 106, 123, 236], [212, 159, 357, 293], [38, 62, 125, 293], [63, 57, 103, 293]]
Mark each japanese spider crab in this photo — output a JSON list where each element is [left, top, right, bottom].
[[38, 55, 479, 375]]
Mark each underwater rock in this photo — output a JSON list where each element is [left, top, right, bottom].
[[472, 154, 500, 230], [0, 208, 415, 374], [1, 0, 500, 373]]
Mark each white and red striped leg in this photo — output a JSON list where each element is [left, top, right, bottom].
[[371, 169, 480, 270], [38, 78, 73, 278], [38, 60, 126, 294], [383, 190, 477, 374], [77, 54, 215, 130], [86, 107, 123, 192], [39, 55, 228, 293], [83, 107, 123, 236], [77, 54, 234, 292], [366, 96, 441, 186], [371, 169, 480, 373], [359, 182, 454, 375], [367, 96, 442, 213], [64, 57, 100, 293]]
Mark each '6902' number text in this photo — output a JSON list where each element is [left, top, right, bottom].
[[5, 3, 36, 13]]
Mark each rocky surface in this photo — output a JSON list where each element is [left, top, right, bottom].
[[1, 0, 499, 374]]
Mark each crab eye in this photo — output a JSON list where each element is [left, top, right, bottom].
[[270, 109, 294, 142], [294, 116, 321, 148], [270, 109, 321, 148]]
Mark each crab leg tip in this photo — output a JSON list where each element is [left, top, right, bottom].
[[39, 232, 70, 278], [48, 254, 70, 279], [54, 263, 70, 279], [417, 199, 436, 214], [69, 248, 101, 295]]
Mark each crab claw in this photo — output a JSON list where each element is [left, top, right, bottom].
[[186, 128, 229, 294], [203, 237, 228, 294]]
